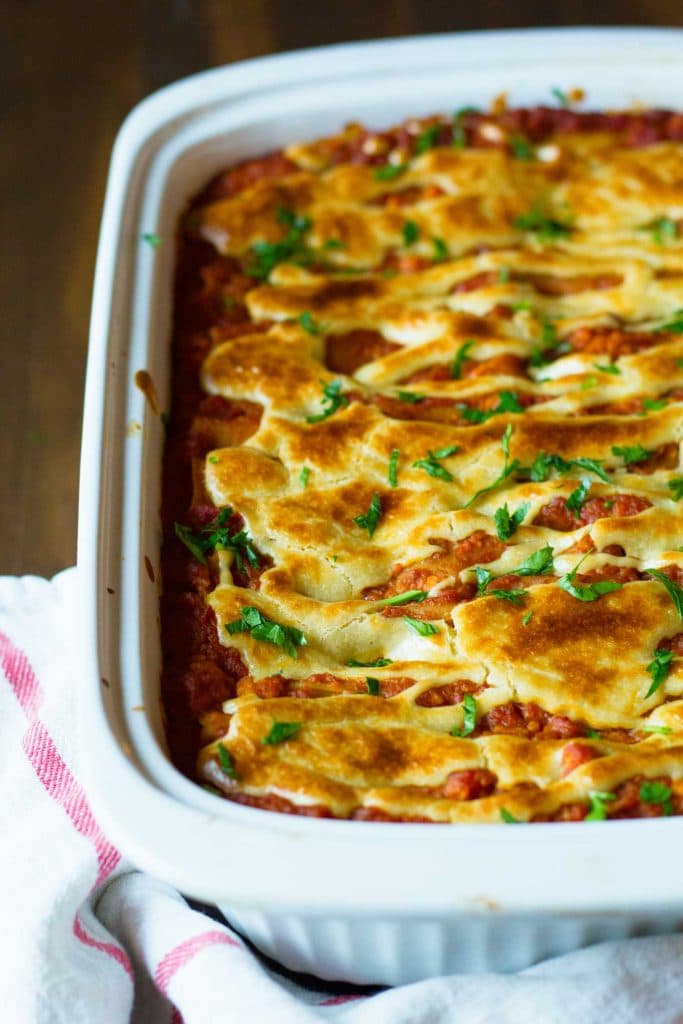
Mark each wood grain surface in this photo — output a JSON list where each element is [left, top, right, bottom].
[[2, 1, 681, 575]]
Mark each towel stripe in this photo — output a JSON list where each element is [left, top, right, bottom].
[[155, 930, 242, 993], [0, 630, 131, 978]]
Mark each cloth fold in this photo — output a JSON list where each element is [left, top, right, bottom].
[[1, 568, 682, 1024]]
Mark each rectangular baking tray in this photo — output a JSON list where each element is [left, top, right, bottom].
[[79, 28, 683, 984]]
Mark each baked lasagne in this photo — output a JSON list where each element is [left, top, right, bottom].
[[161, 101, 683, 823]]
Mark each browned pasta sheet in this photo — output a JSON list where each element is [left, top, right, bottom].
[[162, 105, 683, 824]]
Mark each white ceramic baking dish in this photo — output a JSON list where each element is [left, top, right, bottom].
[[79, 28, 683, 986]]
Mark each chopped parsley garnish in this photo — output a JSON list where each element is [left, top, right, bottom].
[[403, 616, 439, 636], [174, 508, 259, 570], [646, 648, 675, 698], [374, 589, 427, 608], [668, 478, 683, 501], [452, 106, 479, 148], [247, 207, 312, 279], [451, 693, 477, 737], [323, 238, 345, 251], [300, 465, 310, 489], [388, 448, 400, 488], [510, 136, 533, 160], [640, 780, 673, 815], [611, 444, 652, 465], [262, 721, 301, 745], [551, 86, 570, 107], [451, 339, 475, 379], [402, 220, 420, 246], [522, 611, 533, 626], [500, 808, 520, 823], [594, 362, 621, 375], [581, 375, 598, 390], [642, 397, 668, 412], [415, 123, 441, 154], [528, 452, 610, 484], [412, 446, 460, 482], [373, 163, 407, 180], [558, 555, 622, 603], [513, 544, 555, 576], [474, 568, 526, 604], [494, 500, 530, 541], [585, 791, 616, 821], [566, 478, 591, 519], [396, 390, 425, 404], [226, 606, 307, 658], [529, 318, 559, 367], [514, 206, 573, 243], [141, 232, 161, 248], [642, 216, 678, 246], [642, 724, 673, 735], [464, 424, 520, 507], [646, 569, 683, 619], [216, 741, 237, 778], [353, 492, 383, 538], [347, 657, 393, 668], [656, 310, 683, 333], [498, 265, 511, 284], [366, 677, 381, 696], [306, 380, 349, 423], [298, 310, 324, 335], [432, 236, 448, 262], [458, 390, 524, 424]]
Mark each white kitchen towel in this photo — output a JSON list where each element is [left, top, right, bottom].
[[2, 567, 683, 1024]]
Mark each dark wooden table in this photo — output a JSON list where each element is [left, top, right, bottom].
[[2, 1, 681, 575]]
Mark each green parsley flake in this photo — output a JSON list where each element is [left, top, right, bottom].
[[402, 220, 420, 246], [366, 677, 381, 696], [656, 310, 683, 334], [522, 611, 533, 626], [514, 207, 572, 243], [585, 791, 616, 821], [373, 163, 407, 181], [458, 390, 524, 424], [263, 721, 301, 745], [641, 398, 668, 412], [510, 136, 533, 160], [558, 555, 622, 603], [298, 310, 324, 335], [374, 590, 427, 608], [581, 375, 598, 390], [494, 501, 530, 541], [451, 693, 477, 737], [668, 478, 683, 501], [174, 508, 259, 570], [642, 216, 678, 246], [529, 452, 609, 484], [353, 492, 383, 538], [646, 648, 675, 698], [641, 724, 673, 735], [611, 444, 651, 465], [227, 607, 307, 658], [216, 742, 237, 779], [551, 86, 570, 107], [500, 808, 520, 823], [306, 380, 349, 423], [412, 447, 459, 482], [640, 780, 673, 815], [396, 390, 425, 404], [646, 569, 683, 620], [347, 657, 393, 668], [566, 478, 591, 519], [452, 106, 479, 148], [451, 339, 475, 379], [594, 362, 621, 375], [464, 424, 520, 507], [247, 207, 312, 279], [498, 265, 511, 284], [300, 465, 310, 489], [388, 448, 400, 488], [432, 236, 448, 262], [415, 123, 441, 154], [142, 232, 161, 248], [403, 616, 439, 636]]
